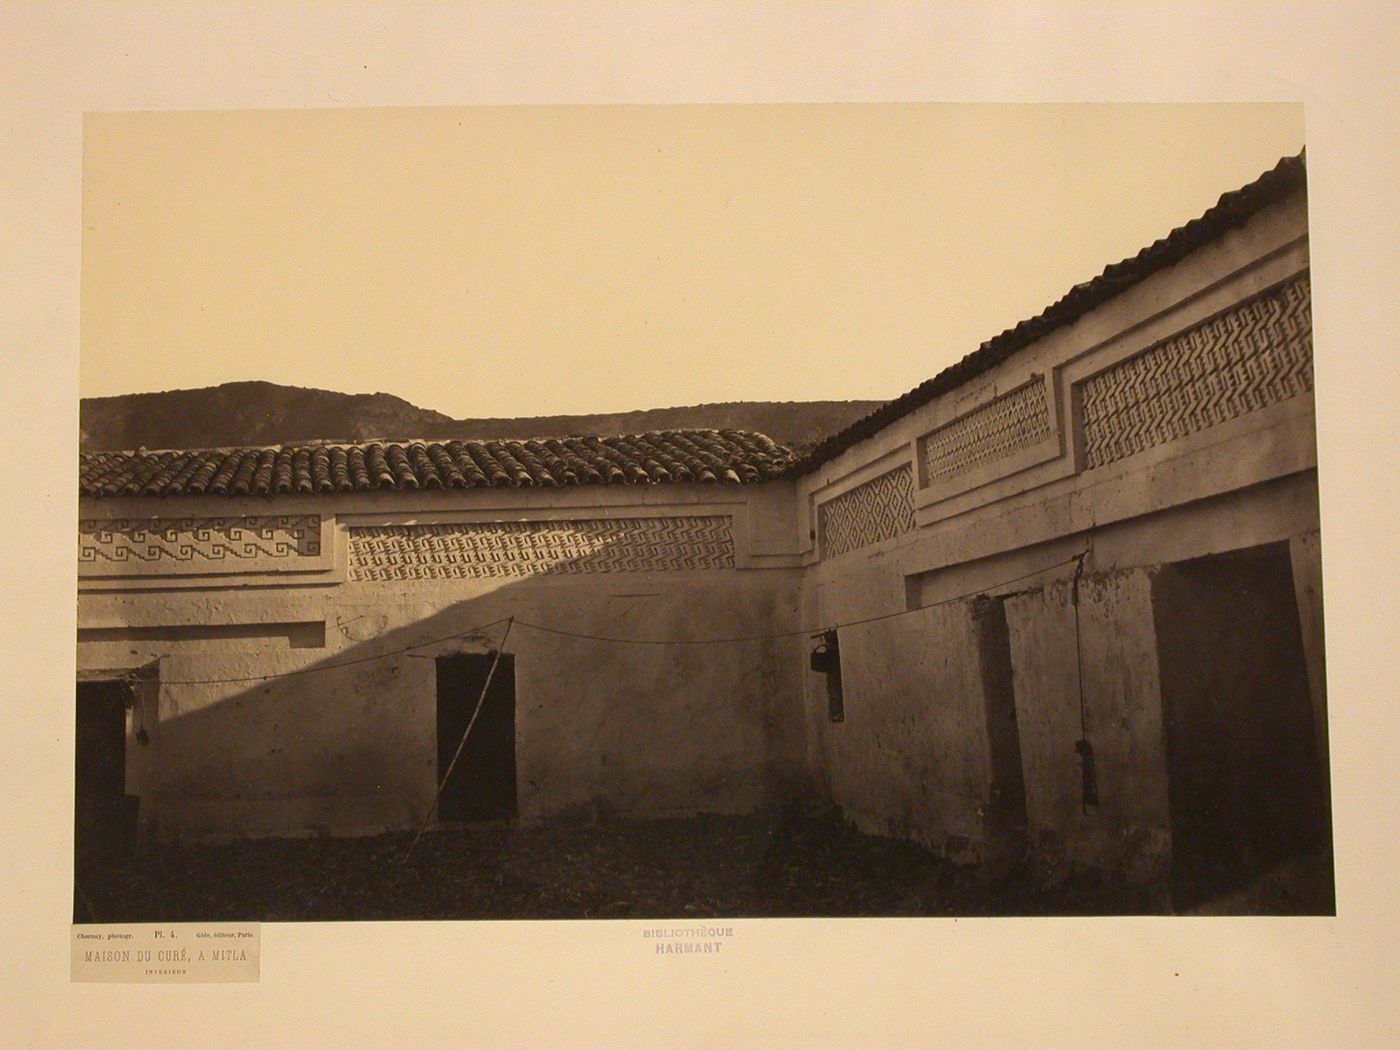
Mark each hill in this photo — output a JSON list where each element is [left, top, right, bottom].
[[79, 381, 884, 454]]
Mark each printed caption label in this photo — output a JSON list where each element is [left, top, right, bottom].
[[72, 923, 260, 983]]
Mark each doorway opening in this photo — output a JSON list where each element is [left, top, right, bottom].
[[973, 595, 1029, 862], [74, 678, 140, 921], [1151, 541, 1332, 910], [435, 652, 518, 823]]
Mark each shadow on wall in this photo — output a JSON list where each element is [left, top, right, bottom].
[[75, 526, 1334, 917], [76, 527, 808, 855]]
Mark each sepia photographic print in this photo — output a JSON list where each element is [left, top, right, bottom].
[[73, 103, 1335, 926]]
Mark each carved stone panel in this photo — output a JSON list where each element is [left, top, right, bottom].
[[817, 465, 915, 559], [346, 516, 736, 580], [79, 516, 324, 577], [920, 380, 1053, 486], [1080, 276, 1313, 469]]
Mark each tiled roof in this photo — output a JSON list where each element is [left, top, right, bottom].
[[786, 152, 1309, 476], [80, 430, 794, 498]]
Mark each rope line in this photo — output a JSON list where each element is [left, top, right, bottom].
[[511, 553, 1087, 646], [136, 552, 1087, 687], [1071, 550, 1090, 738], [147, 616, 512, 687], [1069, 547, 1099, 813]]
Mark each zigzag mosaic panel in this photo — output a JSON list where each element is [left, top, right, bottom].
[[346, 516, 735, 580], [79, 516, 322, 575], [1081, 276, 1313, 468], [921, 380, 1053, 485], [818, 465, 915, 559]]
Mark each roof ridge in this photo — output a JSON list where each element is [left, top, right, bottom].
[[79, 427, 780, 460]]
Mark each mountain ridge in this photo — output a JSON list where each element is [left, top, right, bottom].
[[79, 381, 885, 453]]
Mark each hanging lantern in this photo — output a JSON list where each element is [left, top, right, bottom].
[[809, 629, 840, 674]]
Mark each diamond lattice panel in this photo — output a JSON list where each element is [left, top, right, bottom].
[[818, 465, 915, 559]]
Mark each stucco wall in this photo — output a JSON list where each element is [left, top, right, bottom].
[[329, 572, 807, 824], [818, 601, 993, 859], [1004, 570, 1171, 887], [790, 189, 1328, 891], [77, 483, 807, 841]]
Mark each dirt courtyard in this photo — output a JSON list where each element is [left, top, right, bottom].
[[74, 804, 1325, 923]]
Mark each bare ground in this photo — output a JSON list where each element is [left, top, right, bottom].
[[74, 805, 1325, 923], [76, 806, 1132, 922]]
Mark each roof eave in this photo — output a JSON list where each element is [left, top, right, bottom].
[[784, 151, 1308, 479]]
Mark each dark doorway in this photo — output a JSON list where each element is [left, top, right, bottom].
[[973, 595, 1029, 863], [76, 680, 127, 804], [74, 678, 139, 921], [1151, 542, 1332, 911], [435, 652, 517, 823]]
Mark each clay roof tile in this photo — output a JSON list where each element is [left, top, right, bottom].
[[79, 429, 795, 500]]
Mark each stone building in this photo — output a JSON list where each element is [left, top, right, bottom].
[[76, 153, 1328, 906]]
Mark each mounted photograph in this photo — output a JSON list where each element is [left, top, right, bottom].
[[75, 104, 1331, 921]]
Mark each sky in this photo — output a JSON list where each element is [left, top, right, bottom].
[[81, 104, 1305, 419]]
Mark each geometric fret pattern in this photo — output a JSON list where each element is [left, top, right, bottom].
[[78, 516, 321, 575], [818, 465, 915, 559], [1081, 276, 1313, 468], [346, 517, 735, 580], [920, 380, 1053, 485]]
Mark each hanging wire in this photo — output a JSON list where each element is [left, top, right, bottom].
[[1071, 549, 1090, 738], [1069, 547, 1099, 812], [510, 551, 1089, 646], [141, 549, 1088, 687], [154, 616, 515, 691]]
